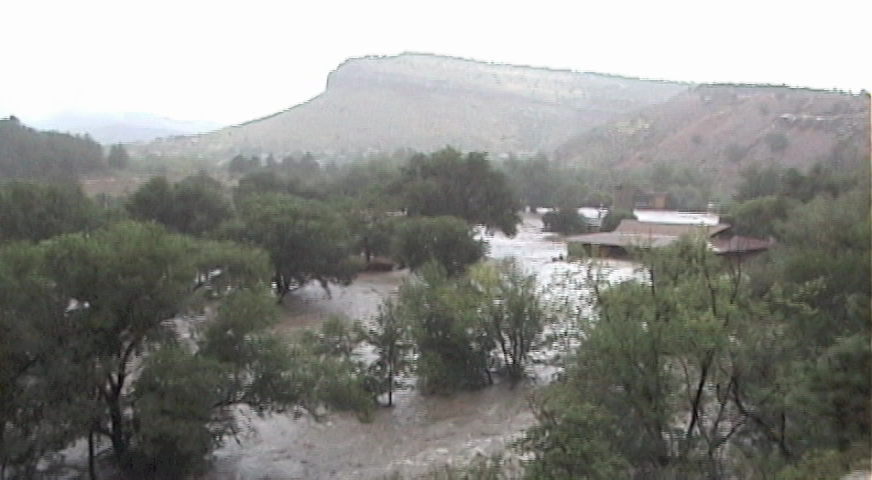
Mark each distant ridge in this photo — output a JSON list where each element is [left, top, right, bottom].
[[555, 84, 870, 190], [32, 111, 224, 144], [134, 52, 688, 159]]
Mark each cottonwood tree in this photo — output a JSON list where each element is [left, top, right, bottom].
[[599, 208, 635, 232], [126, 174, 232, 237], [520, 239, 772, 478], [397, 264, 494, 394], [1, 221, 373, 477], [0, 242, 97, 478], [392, 216, 485, 277], [220, 192, 358, 300], [106, 144, 130, 169], [541, 208, 589, 235], [399, 148, 521, 235], [469, 259, 545, 382], [0, 181, 101, 244], [39, 222, 270, 472], [361, 299, 412, 406]]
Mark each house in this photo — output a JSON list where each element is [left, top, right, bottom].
[[565, 218, 771, 262]]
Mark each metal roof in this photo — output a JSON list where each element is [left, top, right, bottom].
[[710, 236, 773, 253], [615, 220, 730, 237], [633, 210, 721, 226], [564, 232, 682, 248]]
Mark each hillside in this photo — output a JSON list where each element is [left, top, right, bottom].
[[0, 116, 105, 183], [133, 53, 687, 159], [32, 112, 223, 144], [555, 85, 870, 189]]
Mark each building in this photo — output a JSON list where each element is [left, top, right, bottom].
[[565, 218, 771, 262], [613, 185, 671, 211]]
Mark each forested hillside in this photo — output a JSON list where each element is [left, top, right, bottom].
[[555, 86, 870, 191], [0, 116, 107, 182]]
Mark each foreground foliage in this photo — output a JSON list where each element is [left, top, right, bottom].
[[0, 221, 371, 478], [520, 165, 871, 479]]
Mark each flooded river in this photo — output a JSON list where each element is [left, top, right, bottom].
[[205, 214, 634, 479]]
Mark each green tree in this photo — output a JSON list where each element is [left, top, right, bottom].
[[541, 209, 589, 235], [228, 154, 255, 174], [221, 192, 358, 300], [469, 259, 545, 382], [519, 391, 629, 479], [735, 164, 787, 202], [343, 205, 399, 264], [106, 143, 130, 169], [398, 265, 494, 394], [0, 243, 95, 477], [0, 221, 374, 476], [392, 216, 485, 277], [0, 181, 101, 243], [126, 174, 232, 236], [172, 173, 233, 235], [726, 195, 798, 238], [234, 169, 324, 202], [362, 299, 412, 406], [128, 346, 228, 477], [599, 208, 635, 232], [521, 239, 775, 478], [400, 148, 521, 235], [38, 222, 269, 469]]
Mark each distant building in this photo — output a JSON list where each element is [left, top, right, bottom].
[[565, 218, 771, 262], [612, 185, 670, 211]]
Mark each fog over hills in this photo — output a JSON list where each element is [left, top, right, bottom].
[[31, 111, 224, 144], [134, 53, 688, 159]]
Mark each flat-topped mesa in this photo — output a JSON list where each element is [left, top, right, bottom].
[[133, 53, 687, 159], [326, 52, 683, 107]]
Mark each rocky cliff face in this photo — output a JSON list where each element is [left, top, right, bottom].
[[135, 53, 687, 160]]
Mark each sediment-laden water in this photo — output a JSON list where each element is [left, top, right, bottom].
[[204, 215, 634, 479]]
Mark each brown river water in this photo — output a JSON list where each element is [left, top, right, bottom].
[[56, 215, 634, 479], [202, 215, 635, 479]]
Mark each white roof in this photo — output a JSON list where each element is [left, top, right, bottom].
[[633, 210, 720, 226]]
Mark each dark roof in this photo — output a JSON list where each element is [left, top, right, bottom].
[[711, 236, 773, 254]]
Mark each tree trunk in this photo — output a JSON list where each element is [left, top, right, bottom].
[[363, 238, 373, 263], [88, 429, 98, 480], [108, 398, 127, 465]]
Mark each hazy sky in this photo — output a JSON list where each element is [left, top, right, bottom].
[[2, 0, 868, 126]]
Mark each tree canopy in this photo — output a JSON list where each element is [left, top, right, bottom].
[[220, 192, 358, 299], [126, 173, 232, 236], [0, 181, 102, 243], [391, 216, 485, 277], [0, 221, 372, 477], [398, 148, 521, 235]]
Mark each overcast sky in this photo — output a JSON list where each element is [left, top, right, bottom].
[[2, 0, 868, 126]]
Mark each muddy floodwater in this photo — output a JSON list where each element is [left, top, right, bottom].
[[206, 215, 634, 479]]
